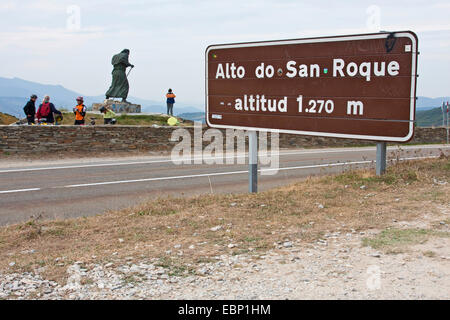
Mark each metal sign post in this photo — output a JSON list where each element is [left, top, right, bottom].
[[376, 142, 387, 176], [248, 131, 258, 193]]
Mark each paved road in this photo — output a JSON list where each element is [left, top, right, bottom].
[[0, 145, 448, 225]]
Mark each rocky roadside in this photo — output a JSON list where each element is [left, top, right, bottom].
[[1, 221, 449, 300]]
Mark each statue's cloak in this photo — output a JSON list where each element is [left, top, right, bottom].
[[106, 50, 132, 99]]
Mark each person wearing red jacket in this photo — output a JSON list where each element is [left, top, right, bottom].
[[35, 95, 62, 124]]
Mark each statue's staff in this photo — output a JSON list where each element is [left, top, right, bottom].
[[126, 65, 134, 78]]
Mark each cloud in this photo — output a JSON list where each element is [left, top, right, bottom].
[[432, 2, 450, 9], [22, 0, 67, 12], [297, 23, 450, 38], [0, 26, 106, 53], [0, 0, 449, 100], [0, 2, 16, 11]]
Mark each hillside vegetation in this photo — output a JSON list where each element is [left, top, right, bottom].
[[416, 107, 448, 127], [0, 112, 18, 125]]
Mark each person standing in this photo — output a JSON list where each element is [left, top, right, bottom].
[[36, 95, 62, 124], [73, 96, 87, 125], [100, 106, 117, 124], [23, 94, 37, 124], [166, 88, 176, 116]]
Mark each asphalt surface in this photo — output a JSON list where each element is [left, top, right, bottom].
[[0, 145, 448, 226]]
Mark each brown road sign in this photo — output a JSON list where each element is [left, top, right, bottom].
[[205, 31, 418, 142]]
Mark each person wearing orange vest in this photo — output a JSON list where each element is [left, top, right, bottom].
[[166, 88, 176, 116], [73, 96, 87, 125]]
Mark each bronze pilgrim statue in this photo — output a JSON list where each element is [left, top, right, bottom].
[[105, 49, 134, 103]]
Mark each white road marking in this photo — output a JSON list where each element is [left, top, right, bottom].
[[0, 155, 441, 194], [63, 155, 440, 188], [0, 145, 447, 174], [64, 159, 374, 188], [0, 188, 41, 194]]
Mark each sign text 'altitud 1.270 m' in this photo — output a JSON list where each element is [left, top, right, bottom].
[[205, 31, 418, 142]]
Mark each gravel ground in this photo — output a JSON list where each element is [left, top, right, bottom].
[[1, 216, 449, 300]]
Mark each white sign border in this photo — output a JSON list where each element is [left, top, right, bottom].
[[205, 31, 418, 142]]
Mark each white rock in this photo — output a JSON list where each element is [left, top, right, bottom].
[[210, 226, 223, 232], [198, 267, 210, 275], [370, 253, 381, 258], [130, 265, 140, 273]]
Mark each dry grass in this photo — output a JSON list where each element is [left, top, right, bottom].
[[362, 228, 449, 250], [0, 112, 18, 125], [0, 156, 448, 283], [59, 112, 192, 126]]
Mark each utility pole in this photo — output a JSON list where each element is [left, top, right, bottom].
[[443, 101, 446, 128]]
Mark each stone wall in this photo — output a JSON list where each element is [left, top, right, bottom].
[[0, 125, 447, 157]]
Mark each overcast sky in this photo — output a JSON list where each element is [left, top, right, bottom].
[[0, 0, 449, 106]]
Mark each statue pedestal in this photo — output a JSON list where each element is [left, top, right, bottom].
[[92, 99, 141, 113]]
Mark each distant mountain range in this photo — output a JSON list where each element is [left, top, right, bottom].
[[0, 77, 203, 118], [177, 112, 205, 123], [415, 97, 450, 110], [0, 76, 448, 125]]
